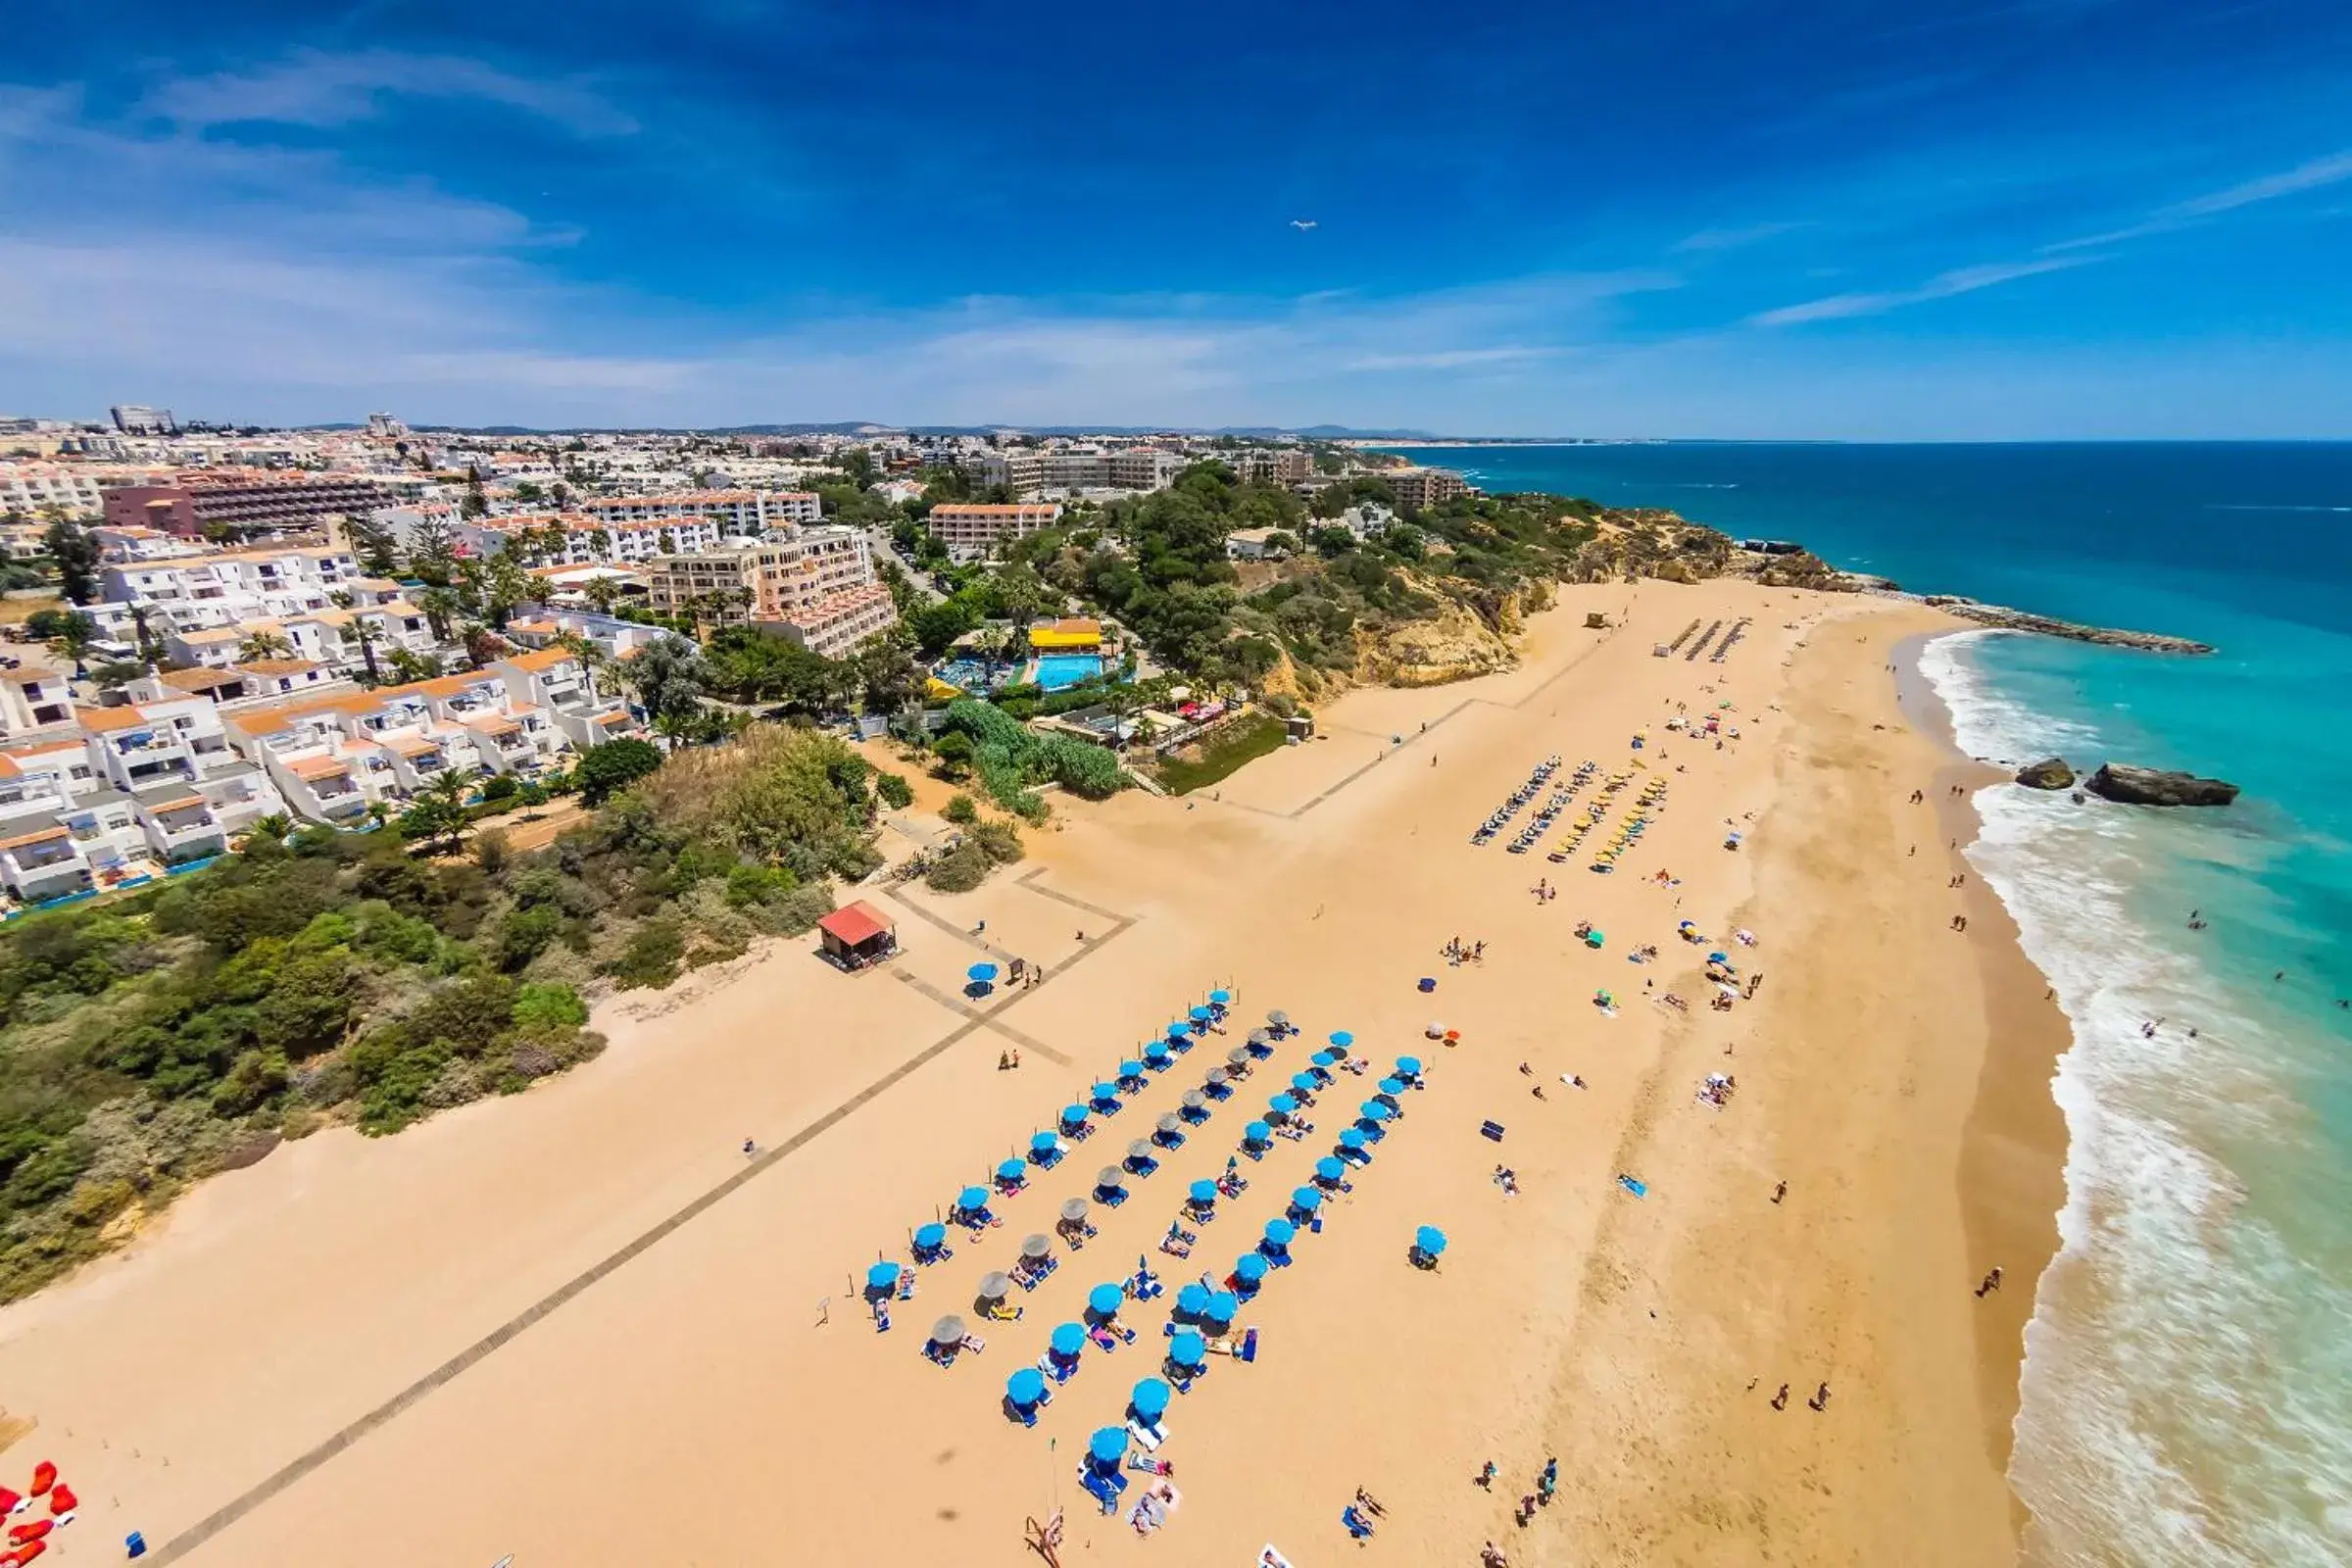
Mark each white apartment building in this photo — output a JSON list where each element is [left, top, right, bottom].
[[1379, 466, 1467, 509], [1, 461, 172, 518], [459, 513, 730, 566], [927, 503, 1065, 562], [767, 584, 900, 661], [576, 489, 774, 533], [958, 449, 1046, 498], [0, 649, 77, 738]]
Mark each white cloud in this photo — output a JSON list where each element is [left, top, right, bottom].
[[139, 48, 636, 137], [1348, 345, 1559, 371], [1670, 221, 1805, 254], [1749, 255, 2098, 326], [2049, 145, 2352, 250]]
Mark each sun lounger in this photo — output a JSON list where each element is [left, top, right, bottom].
[[1127, 1418, 1168, 1451]]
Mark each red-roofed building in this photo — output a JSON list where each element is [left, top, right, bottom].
[[815, 900, 897, 969]]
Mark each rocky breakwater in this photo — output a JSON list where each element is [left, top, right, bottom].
[[1924, 597, 2215, 655], [2084, 763, 2240, 808]]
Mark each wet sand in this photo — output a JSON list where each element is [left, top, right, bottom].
[[0, 580, 2064, 1566]]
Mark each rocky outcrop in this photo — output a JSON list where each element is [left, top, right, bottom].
[[1927, 599, 2213, 655], [1355, 595, 1519, 687], [2016, 758, 2076, 790], [2084, 763, 2239, 807]]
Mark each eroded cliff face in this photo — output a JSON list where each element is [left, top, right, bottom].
[[1354, 588, 1522, 687]]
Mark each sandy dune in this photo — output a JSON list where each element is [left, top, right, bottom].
[[0, 579, 2060, 1567]]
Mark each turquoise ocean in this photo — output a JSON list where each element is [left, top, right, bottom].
[[1379, 443, 2352, 1566]]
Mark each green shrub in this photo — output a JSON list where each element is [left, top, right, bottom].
[[604, 918, 685, 990], [923, 841, 991, 893], [969, 820, 1025, 864], [514, 982, 589, 1031], [875, 771, 914, 809], [943, 793, 978, 825], [576, 738, 663, 805]]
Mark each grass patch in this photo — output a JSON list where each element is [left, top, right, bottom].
[[1154, 711, 1289, 796]]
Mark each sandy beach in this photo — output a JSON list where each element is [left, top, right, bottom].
[[0, 579, 2069, 1567]]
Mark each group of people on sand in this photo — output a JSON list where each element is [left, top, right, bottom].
[[1472, 1453, 1559, 1537], [1443, 936, 1487, 964], [1340, 1487, 1388, 1543]]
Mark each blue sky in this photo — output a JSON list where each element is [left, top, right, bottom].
[[4, 0, 2349, 436]]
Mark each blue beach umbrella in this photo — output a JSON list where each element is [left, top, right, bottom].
[[1145, 1040, 1173, 1064], [1263, 1217, 1297, 1248], [1007, 1367, 1047, 1405], [1291, 1071, 1318, 1095], [1132, 1375, 1173, 1419], [956, 1186, 991, 1215], [1033, 1131, 1061, 1154], [1310, 1050, 1339, 1069], [1377, 1077, 1406, 1099], [1291, 1186, 1322, 1215], [1051, 1321, 1088, 1358], [1169, 1331, 1207, 1368], [1189, 1178, 1219, 1207], [999, 1157, 1028, 1182], [912, 1222, 948, 1257], [1118, 1058, 1145, 1081], [1359, 1100, 1393, 1123], [1396, 1055, 1423, 1077], [1204, 1290, 1238, 1327], [866, 1260, 902, 1293], [1329, 1029, 1354, 1048], [1176, 1282, 1211, 1318], [1337, 1128, 1368, 1152], [1061, 1103, 1089, 1128], [1314, 1156, 1347, 1186], [1234, 1252, 1268, 1284], [1415, 1225, 1448, 1258], [1167, 1020, 1192, 1040], [1092, 1082, 1120, 1106], [1244, 1120, 1273, 1146], [1089, 1427, 1128, 1466], [1189, 1004, 1212, 1022], [968, 961, 1000, 983], [1270, 1093, 1298, 1116], [1209, 989, 1232, 1004], [1088, 1283, 1126, 1319]]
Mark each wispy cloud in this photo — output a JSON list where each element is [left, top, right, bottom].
[[1670, 221, 1805, 254], [139, 48, 637, 137], [1749, 255, 2098, 326], [1348, 345, 1559, 371], [2050, 146, 2352, 249]]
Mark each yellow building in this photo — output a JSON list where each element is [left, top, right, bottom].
[[1028, 617, 1102, 652]]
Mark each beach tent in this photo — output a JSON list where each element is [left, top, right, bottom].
[[1132, 1376, 1173, 1421], [1088, 1284, 1126, 1320], [866, 1261, 902, 1295]]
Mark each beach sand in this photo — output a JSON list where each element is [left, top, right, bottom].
[[0, 580, 2065, 1566]]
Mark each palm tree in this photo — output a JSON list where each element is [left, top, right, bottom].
[[239, 629, 295, 662], [417, 767, 473, 855], [342, 619, 382, 686], [416, 586, 459, 643], [129, 604, 159, 665]]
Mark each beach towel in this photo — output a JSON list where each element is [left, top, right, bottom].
[[1258, 1546, 1296, 1568], [1618, 1175, 1648, 1198]]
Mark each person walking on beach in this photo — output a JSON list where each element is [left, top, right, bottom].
[[1477, 1460, 1496, 1490], [1771, 1383, 1789, 1410], [742, 1137, 757, 1158], [1353, 1488, 1387, 1518], [1772, 1180, 1787, 1204], [1809, 1382, 1831, 1411], [1976, 1267, 2003, 1298]]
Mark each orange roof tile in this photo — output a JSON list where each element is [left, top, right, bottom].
[[0, 825, 72, 852], [287, 755, 350, 781]]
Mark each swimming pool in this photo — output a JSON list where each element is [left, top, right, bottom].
[[1032, 654, 1103, 692]]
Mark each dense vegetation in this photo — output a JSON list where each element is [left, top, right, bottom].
[[0, 724, 884, 1301], [934, 699, 1125, 818]]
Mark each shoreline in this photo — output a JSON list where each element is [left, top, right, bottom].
[[1897, 629, 2075, 1522]]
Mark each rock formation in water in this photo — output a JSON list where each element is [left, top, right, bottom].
[[2015, 758, 2076, 790], [2084, 763, 2240, 807]]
